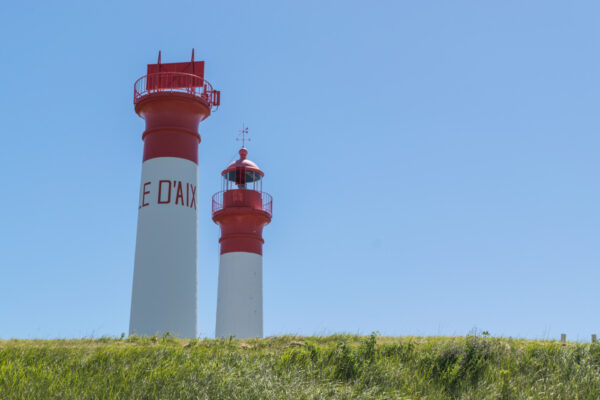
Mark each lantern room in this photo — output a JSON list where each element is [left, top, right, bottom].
[[212, 148, 272, 218], [221, 148, 264, 192]]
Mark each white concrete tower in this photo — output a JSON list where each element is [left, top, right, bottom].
[[129, 52, 220, 338], [212, 146, 273, 338]]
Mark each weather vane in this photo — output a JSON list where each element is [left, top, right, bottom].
[[236, 125, 251, 148]]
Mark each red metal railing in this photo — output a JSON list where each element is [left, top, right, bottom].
[[134, 72, 220, 110], [212, 190, 272, 217]]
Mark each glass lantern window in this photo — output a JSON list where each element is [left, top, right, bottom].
[[223, 168, 262, 192]]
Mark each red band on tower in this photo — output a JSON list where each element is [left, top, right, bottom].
[[215, 208, 269, 255], [142, 129, 200, 164]]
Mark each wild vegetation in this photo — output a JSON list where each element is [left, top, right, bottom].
[[1, 333, 599, 399]]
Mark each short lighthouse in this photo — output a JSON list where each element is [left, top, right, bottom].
[[129, 51, 220, 338], [212, 143, 273, 338]]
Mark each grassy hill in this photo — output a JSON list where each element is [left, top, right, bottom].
[[1, 334, 599, 399]]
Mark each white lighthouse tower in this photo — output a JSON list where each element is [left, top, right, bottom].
[[212, 142, 273, 338], [129, 52, 220, 338]]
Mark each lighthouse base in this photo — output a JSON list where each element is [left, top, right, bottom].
[[215, 252, 263, 339]]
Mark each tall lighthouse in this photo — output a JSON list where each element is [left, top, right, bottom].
[[212, 142, 273, 338], [129, 51, 220, 338]]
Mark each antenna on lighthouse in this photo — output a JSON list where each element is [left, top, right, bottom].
[[236, 125, 250, 148], [191, 48, 195, 74]]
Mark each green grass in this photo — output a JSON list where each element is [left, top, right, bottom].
[[1, 334, 600, 399]]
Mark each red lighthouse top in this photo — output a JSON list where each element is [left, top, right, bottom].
[[133, 50, 221, 112], [133, 51, 220, 164], [212, 146, 272, 255], [213, 147, 272, 216]]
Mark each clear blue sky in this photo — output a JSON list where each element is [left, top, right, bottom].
[[1, 0, 599, 340]]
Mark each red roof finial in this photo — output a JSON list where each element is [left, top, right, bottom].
[[222, 145, 263, 177]]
